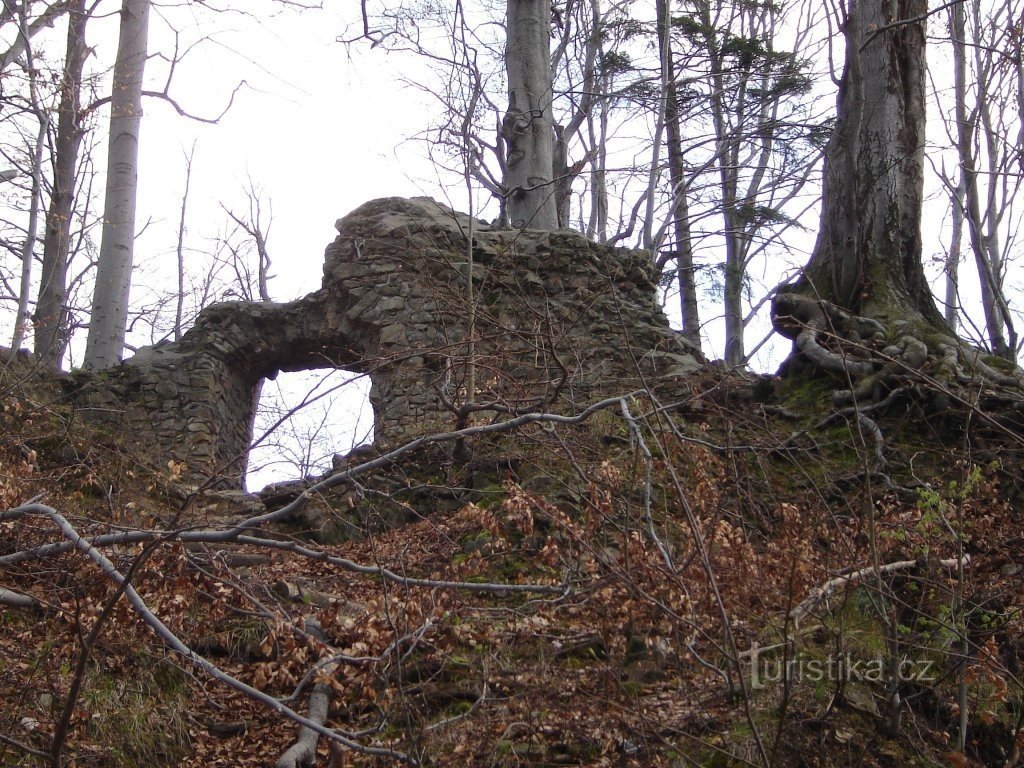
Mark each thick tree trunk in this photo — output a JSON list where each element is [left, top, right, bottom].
[[787, 0, 941, 327], [768, 0, 1024, 410], [84, 0, 149, 369], [504, 0, 558, 230], [34, 0, 88, 368]]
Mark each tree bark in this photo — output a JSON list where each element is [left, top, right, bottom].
[[766, 1, 1024, 404], [13, 71, 48, 352], [786, 0, 941, 327], [656, 0, 700, 350], [84, 0, 150, 369], [34, 0, 89, 368], [504, 0, 558, 230], [693, 0, 746, 365], [951, 0, 1015, 360]]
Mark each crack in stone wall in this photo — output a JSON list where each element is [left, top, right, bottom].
[[68, 197, 702, 488]]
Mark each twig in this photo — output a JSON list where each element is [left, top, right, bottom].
[[227, 393, 638, 536], [619, 397, 674, 570], [0, 730, 49, 759]]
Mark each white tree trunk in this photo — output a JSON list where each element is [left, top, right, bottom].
[[84, 0, 149, 369], [504, 0, 557, 230]]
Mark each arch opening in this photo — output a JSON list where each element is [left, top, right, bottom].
[[245, 369, 373, 492]]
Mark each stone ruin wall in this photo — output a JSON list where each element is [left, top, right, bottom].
[[68, 197, 702, 488]]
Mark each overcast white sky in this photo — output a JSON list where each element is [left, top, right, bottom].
[[132, 4, 428, 301]]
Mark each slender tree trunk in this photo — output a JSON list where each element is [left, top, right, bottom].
[[952, 0, 1012, 359], [13, 80, 48, 351], [504, 0, 558, 229], [35, 0, 88, 368], [174, 147, 195, 340], [944, 175, 964, 331], [586, 82, 608, 242], [695, 0, 746, 366], [552, 123, 571, 227], [84, 0, 150, 369], [656, 0, 700, 350]]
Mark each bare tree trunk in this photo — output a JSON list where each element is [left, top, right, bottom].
[[951, 0, 1013, 360], [944, 175, 964, 331], [695, 0, 752, 366], [586, 76, 608, 242], [223, 182, 275, 303], [12, 25, 48, 351], [786, 0, 940, 325], [549, 0, 600, 229], [84, 0, 150, 369], [174, 146, 195, 340], [34, 0, 88, 368], [656, 0, 700, 350], [699, 1, 745, 367], [504, 0, 558, 229]]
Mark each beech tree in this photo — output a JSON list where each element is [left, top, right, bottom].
[[34, 0, 93, 368], [771, 0, 935, 333], [771, 0, 1020, 399], [504, 0, 558, 229], [350, 0, 598, 232], [84, 0, 150, 369]]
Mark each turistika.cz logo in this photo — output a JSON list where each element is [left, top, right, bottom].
[[742, 643, 936, 689]]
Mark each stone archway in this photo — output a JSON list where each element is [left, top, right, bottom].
[[68, 197, 702, 489], [247, 369, 373, 490]]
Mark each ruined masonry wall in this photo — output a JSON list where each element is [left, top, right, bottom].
[[70, 197, 702, 488]]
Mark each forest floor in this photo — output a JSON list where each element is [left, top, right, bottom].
[[1, 360, 1023, 767]]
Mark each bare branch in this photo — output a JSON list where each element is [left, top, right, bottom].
[[15, 503, 415, 764]]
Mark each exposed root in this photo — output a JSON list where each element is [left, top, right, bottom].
[[772, 292, 880, 378], [773, 293, 1024, 402], [771, 293, 1024, 470]]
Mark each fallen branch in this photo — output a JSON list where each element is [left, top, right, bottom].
[[0, 524, 565, 596], [0, 587, 41, 610], [18, 503, 414, 765], [276, 621, 333, 768], [275, 682, 331, 768], [791, 555, 970, 627]]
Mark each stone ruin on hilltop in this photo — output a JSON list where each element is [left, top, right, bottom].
[[68, 197, 702, 488]]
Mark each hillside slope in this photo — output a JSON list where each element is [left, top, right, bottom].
[[1, 356, 1023, 768]]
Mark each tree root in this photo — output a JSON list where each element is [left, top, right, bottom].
[[773, 294, 1024, 401], [770, 293, 1024, 474]]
